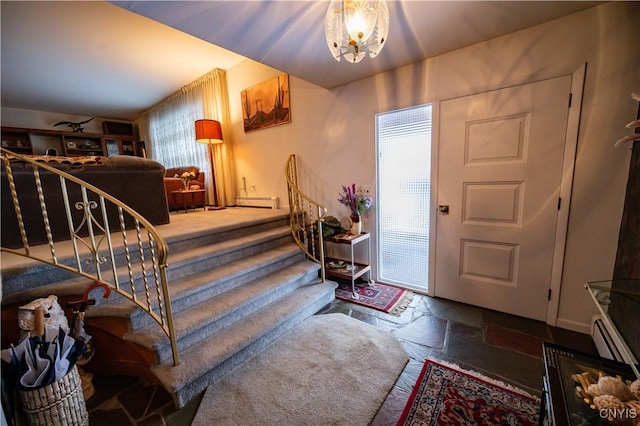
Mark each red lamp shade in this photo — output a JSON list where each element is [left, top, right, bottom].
[[195, 119, 223, 144]]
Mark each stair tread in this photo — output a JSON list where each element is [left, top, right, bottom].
[[167, 225, 290, 263], [151, 280, 337, 393], [125, 259, 319, 346], [161, 212, 288, 245], [0, 223, 290, 299], [87, 243, 304, 316]]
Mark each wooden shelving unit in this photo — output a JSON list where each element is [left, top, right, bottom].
[[1, 126, 139, 157]]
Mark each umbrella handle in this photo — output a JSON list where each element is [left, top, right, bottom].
[[83, 282, 111, 302]]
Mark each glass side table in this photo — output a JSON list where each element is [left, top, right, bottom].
[[585, 279, 640, 380], [542, 342, 638, 426]]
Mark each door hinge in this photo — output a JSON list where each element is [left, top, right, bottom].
[[568, 93, 573, 108], [548, 289, 552, 300], [557, 197, 562, 210]]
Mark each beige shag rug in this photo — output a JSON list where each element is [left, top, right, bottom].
[[192, 313, 409, 426]]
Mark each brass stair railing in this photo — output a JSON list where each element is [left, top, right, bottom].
[[1, 148, 179, 366], [285, 154, 327, 281]]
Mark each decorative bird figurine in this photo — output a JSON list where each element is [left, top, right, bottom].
[[53, 117, 94, 133]]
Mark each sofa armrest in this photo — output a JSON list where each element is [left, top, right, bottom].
[[195, 172, 205, 187], [164, 177, 186, 192]]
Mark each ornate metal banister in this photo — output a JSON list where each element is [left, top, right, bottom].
[[1, 148, 179, 366], [285, 154, 327, 281]]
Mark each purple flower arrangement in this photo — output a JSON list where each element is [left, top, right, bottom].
[[338, 184, 373, 218]]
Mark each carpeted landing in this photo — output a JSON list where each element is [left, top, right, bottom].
[[192, 313, 409, 425]]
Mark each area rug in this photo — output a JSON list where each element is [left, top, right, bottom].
[[398, 359, 540, 425], [192, 313, 409, 426], [335, 281, 413, 315]]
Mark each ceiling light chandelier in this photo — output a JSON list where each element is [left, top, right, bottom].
[[325, 0, 389, 63]]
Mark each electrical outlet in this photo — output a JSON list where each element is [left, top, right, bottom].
[[357, 185, 371, 196]]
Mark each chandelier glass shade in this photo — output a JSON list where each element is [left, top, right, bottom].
[[325, 0, 389, 63]]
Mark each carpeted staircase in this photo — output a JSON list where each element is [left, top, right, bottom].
[[1, 211, 337, 408]]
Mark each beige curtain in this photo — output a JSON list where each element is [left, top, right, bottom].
[[136, 68, 236, 206]]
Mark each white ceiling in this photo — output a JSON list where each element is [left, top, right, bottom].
[[1, 1, 601, 121]]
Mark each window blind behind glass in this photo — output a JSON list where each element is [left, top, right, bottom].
[[376, 104, 432, 291]]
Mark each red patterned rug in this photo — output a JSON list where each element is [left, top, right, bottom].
[[398, 359, 540, 425], [335, 282, 412, 316]]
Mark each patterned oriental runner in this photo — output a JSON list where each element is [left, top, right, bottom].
[[335, 282, 413, 316], [398, 358, 540, 425]]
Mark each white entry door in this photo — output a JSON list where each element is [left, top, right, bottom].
[[435, 76, 571, 321]]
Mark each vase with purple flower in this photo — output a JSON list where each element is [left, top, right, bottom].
[[338, 183, 373, 235]]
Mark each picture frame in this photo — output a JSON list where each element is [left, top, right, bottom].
[[241, 73, 290, 132]]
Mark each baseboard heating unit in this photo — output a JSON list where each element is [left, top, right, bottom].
[[591, 315, 639, 372], [591, 316, 624, 362], [235, 196, 279, 209]]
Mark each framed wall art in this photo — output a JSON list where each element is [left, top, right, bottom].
[[241, 73, 290, 132]]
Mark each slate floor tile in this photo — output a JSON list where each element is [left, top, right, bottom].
[[392, 315, 447, 348], [423, 296, 484, 327], [484, 324, 545, 357], [370, 386, 410, 426], [89, 407, 133, 426], [549, 325, 599, 355], [482, 309, 550, 340], [446, 331, 544, 393]]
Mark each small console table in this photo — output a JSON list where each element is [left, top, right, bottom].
[[324, 232, 373, 300]]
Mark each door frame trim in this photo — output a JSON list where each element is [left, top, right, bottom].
[[546, 63, 587, 326]]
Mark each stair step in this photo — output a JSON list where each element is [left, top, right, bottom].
[[126, 259, 320, 364], [162, 213, 289, 253], [0, 214, 290, 298], [151, 280, 337, 407], [4, 226, 293, 308], [162, 226, 293, 282], [87, 243, 305, 325]]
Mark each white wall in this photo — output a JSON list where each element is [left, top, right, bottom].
[[226, 2, 640, 332], [1, 108, 133, 137]]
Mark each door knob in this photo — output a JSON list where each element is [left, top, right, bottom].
[[438, 205, 449, 215]]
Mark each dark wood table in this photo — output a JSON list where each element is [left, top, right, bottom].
[[171, 189, 205, 213]]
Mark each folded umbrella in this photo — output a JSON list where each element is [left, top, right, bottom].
[[19, 342, 50, 388]]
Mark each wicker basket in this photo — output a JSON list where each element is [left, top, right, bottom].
[[18, 365, 89, 426]]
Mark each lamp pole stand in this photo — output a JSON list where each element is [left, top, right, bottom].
[[195, 119, 226, 211], [207, 143, 225, 210]]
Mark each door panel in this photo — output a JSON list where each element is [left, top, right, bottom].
[[435, 77, 571, 320]]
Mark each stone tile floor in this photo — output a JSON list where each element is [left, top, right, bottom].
[[15, 292, 598, 425]]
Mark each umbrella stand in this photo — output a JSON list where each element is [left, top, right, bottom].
[[65, 282, 111, 401]]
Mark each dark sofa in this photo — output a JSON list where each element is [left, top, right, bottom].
[[1, 155, 170, 249]]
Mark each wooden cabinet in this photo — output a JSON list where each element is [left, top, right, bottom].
[[63, 134, 104, 156], [1, 128, 32, 154], [103, 136, 137, 156], [1, 126, 140, 157]]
